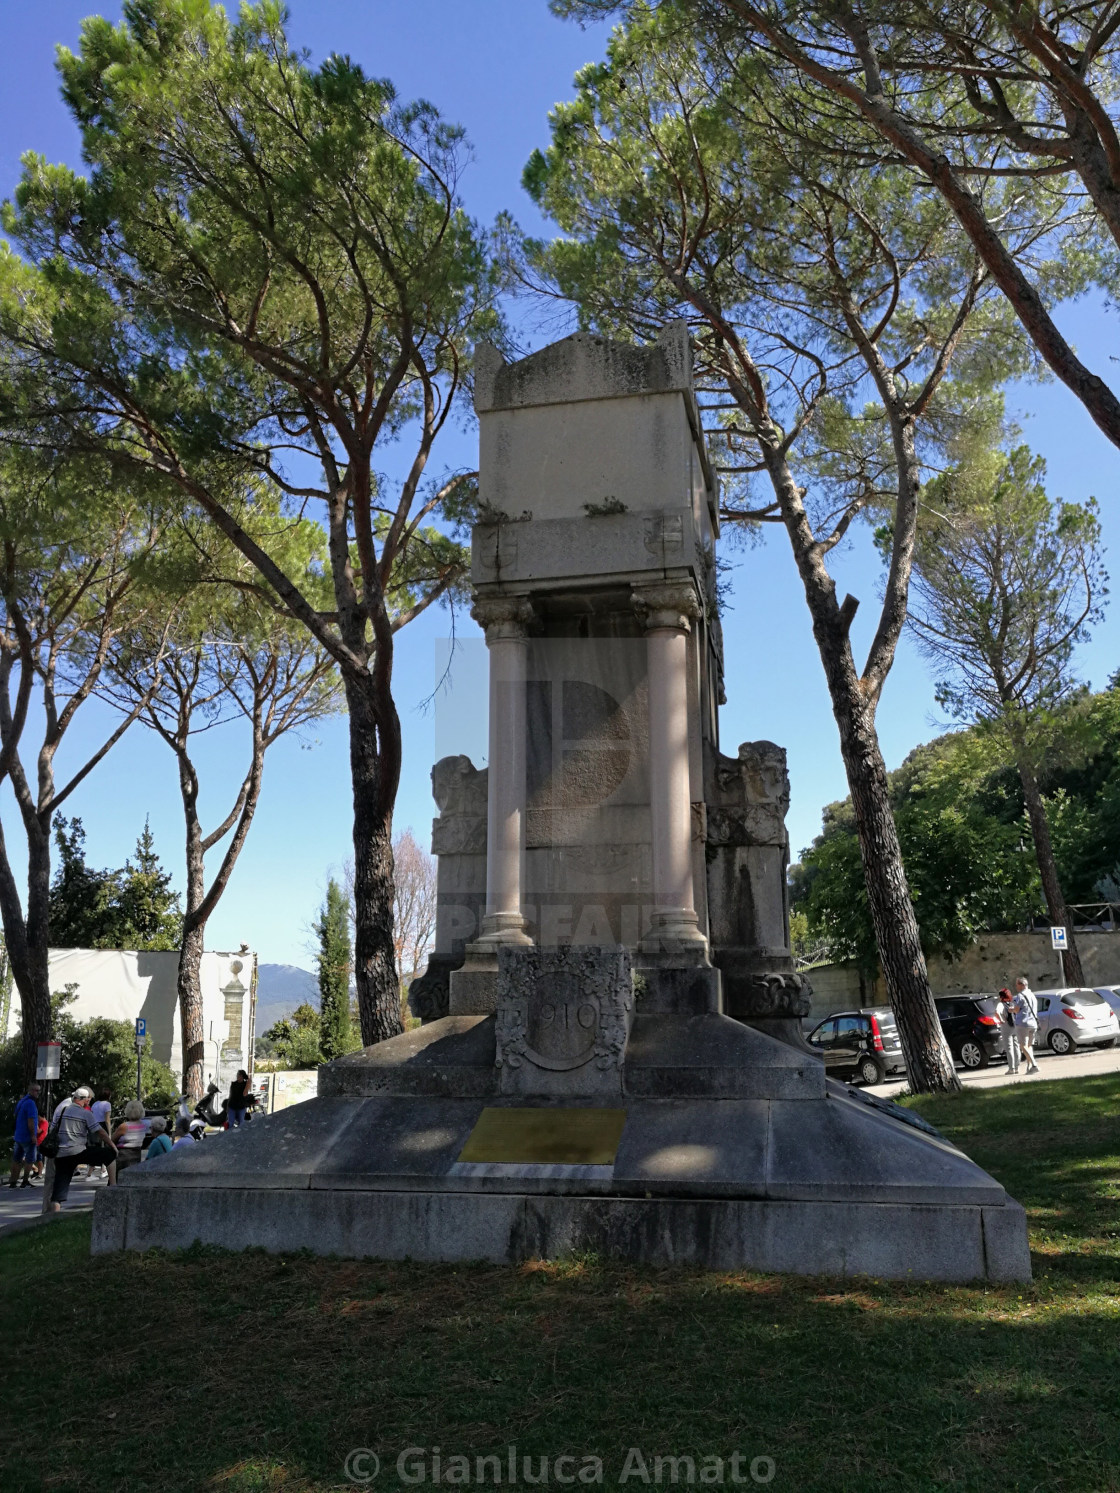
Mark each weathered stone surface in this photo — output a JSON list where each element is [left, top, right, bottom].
[[432, 754, 489, 819], [474, 324, 693, 415], [708, 741, 790, 840], [495, 945, 635, 1099], [632, 963, 722, 1015], [767, 1086, 1005, 1205], [318, 1017, 498, 1099], [981, 1199, 1034, 1281], [623, 1014, 823, 1100], [93, 1183, 1028, 1281], [448, 958, 500, 1017], [407, 953, 457, 1024], [95, 1072, 1031, 1279], [473, 510, 704, 589], [719, 967, 812, 1020], [415, 755, 489, 1024]]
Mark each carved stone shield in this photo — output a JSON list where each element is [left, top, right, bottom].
[[495, 945, 634, 1097]]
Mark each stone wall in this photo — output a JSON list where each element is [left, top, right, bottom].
[[929, 930, 1120, 995], [804, 930, 1120, 1022]]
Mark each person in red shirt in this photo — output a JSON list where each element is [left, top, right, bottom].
[[34, 1116, 48, 1179]]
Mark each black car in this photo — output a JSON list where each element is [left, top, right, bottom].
[[805, 1008, 907, 1085], [934, 996, 1005, 1070]]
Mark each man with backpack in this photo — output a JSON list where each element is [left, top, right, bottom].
[[1012, 977, 1041, 1075]]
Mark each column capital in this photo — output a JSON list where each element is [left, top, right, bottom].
[[631, 580, 701, 634], [471, 593, 534, 643]]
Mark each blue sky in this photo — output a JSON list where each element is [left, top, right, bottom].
[[1, 2, 1117, 970]]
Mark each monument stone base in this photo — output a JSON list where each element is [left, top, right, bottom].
[[92, 957, 1032, 1282]]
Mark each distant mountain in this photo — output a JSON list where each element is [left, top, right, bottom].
[[254, 963, 317, 1033]]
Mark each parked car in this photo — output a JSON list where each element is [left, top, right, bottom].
[[1035, 988, 1120, 1054], [933, 996, 1005, 1070], [1093, 987, 1120, 1023], [805, 1008, 907, 1085]]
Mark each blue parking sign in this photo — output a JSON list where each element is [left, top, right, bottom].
[[135, 1016, 147, 1038], [1051, 926, 1068, 950]]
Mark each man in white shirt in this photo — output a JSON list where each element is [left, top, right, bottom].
[[47, 1086, 118, 1211], [1013, 977, 1041, 1075]]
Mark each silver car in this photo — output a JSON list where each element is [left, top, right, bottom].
[[1094, 986, 1120, 1023], [1034, 988, 1120, 1055]]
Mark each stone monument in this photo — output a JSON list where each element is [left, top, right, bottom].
[[93, 327, 1030, 1282]]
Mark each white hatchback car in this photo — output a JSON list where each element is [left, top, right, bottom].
[[1034, 987, 1120, 1055]]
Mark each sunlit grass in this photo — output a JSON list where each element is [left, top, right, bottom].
[[0, 1074, 1117, 1491]]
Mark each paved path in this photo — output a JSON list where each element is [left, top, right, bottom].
[[0, 1172, 108, 1239], [867, 1040, 1120, 1100]]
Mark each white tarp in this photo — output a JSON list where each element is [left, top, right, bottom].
[[36, 947, 257, 1091]]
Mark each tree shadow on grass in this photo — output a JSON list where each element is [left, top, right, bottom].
[[3, 1237, 1120, 1493], [910, 1072, 1120, 1284]]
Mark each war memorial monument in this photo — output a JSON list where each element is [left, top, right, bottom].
[[93, 326, 1031, 1281]]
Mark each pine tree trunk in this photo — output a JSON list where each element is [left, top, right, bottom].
[[346, 671, 404, 1045], [1017, 755, 1085, 986], [755, 441, 960, 1093], [838, 693, 960, 1091], [176, 747, 209, 1100], [177, 920, 207, 1101], [0, 816, 52, 1085]]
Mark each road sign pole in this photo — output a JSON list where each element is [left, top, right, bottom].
[[134, 1017, 147, 1104], [1051, 926, 1068, 989]]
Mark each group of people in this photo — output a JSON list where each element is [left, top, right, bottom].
[[7, 1067, 258, 1211], [995, 976, 1041, 1076]]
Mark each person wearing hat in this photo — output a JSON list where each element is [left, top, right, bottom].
[[46, 1086, 118, 1212]]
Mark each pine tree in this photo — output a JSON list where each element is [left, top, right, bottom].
[[316, 879, 354, 1062], [115, 819, 183, 951]]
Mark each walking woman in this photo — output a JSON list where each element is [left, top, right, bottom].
[[1012, 977, 1041, 1075]]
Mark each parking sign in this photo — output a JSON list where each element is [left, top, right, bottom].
[[1051, 926, 1068, 950]]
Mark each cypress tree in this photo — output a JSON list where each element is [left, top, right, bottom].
[[316, 879, 353, 1061]]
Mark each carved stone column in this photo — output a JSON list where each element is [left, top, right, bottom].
[[632, 580, 708, 956], [473, 594, 535, 947]]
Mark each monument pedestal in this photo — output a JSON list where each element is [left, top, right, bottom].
[[93, 957, 1031, 1281]]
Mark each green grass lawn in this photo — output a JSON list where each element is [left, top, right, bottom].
[[2, 1074, 1119, 1493]]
